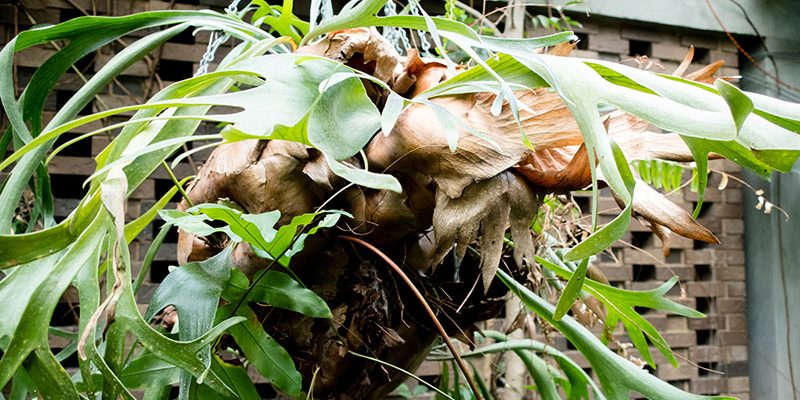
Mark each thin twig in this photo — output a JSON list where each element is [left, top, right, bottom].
[[340, 235, 483, 400], [704, 0, 800, 94], [348, 350, 454, 399]]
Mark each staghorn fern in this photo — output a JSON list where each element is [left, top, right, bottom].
[[0, 1, 798, 399]]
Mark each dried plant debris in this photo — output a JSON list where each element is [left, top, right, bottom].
[[179, 33, 730, 291]]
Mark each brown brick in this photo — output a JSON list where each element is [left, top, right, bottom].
[[624, 247, 664, 264], [657, 365, 698, 381], [722, 250, 746, 266], [718, 266, 745, 281], [47, 0, 111, 12], [684, 186, 722, 202], [598, 265, 631, 281], [587, 26, 629, 54], [161, 43, 207, 62], [709, 49, 740, 68], [726, 345, 749, 362], [23, 0, 48, 9], [717, 234, 744, 250], [686, 249, 717, 265], [691, 345, 720, 361], [652, 41, 690, 62], [621, 27, 669, 43], [687, 282, 726, 297], [49, 156, 96, 175], [711, 203, 744, 218], [691, 377, 727, 395], [727, 314, 747, 331], [688, 314, 725, 330], [717, 331, 748, 346], [717, 299, 746, 313], [667, 315, 688, 331], [571, 49, 600, 59], [680, 34, 721, 50], [663, 332, 695, 348], [723, 219, 744, 234], [723, 189, 743, 203], [130, 180, 155, 200], [726, 282, 746, 298], [656, 265, 693, 281]]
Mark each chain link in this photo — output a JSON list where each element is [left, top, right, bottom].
[[407, 1, 431, 56], [195, 0, 242, 76], [382, 1, 410, 53]]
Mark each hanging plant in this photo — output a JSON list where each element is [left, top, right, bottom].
[[1, 1, 799, 399]]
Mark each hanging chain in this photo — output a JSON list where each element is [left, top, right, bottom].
[[407, 1, 431, 56], [382, 0, 432, 56], [382, 1, 410, 53], [195, 0, 242, 76], [320, 0, 333, 21]]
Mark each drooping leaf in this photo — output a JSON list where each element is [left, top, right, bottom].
[[498, 269, 733, 400], [198, 355, 261, 400], [247, 270, 332, 318], [120, 353, 181, 388], [225, 307, 302, 396], [538, 254, 702, 368], [145, 247, 233, 341], [0, 211, 107, 390], [554, 258, 590, 320]]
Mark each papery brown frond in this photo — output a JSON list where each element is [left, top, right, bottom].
[[686, 60, 726, 84], [430, 171, 541, 292], [297, 27, 403, 85], [627, 181, 719, 245]]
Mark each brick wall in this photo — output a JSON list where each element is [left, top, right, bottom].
[[415, 17, 750, 400], [565, 18, 749, 399], [0, 2, 750, 398]]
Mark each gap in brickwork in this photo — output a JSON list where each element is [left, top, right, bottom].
[[698, 362, 719, 377], [695, 264, 713, 281], [632, 264, 656, 282], [693, 47, 711, 64], [692, 201, 713, 219], [697, 329, 716, 346], [50, 174, 90, 199], [631, 231, 653, 248], [150, 260, 173, 283], [572, 195, 590, 214], [153, 221, 180, 244], [628, 39, 652, 57], [575, 32, 589, 50], [566, 339, 577, 350], [52, 132, 93, 157], [696, 297, 715, 314], [167, 27, 196, 45], [157, 59, 195, 82], [56, 90, 94, 116], [154, 179, 185, 203], [50, 302, 80, 327]]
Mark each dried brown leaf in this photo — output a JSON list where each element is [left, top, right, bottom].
[[431, 172, 538, 292]]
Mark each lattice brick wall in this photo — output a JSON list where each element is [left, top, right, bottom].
[[0, 2, 750, 398]]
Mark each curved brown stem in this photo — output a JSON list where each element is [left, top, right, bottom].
[[341, 235, 483, 400]]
